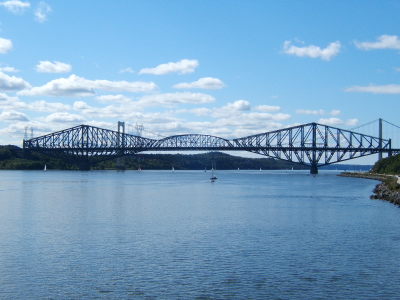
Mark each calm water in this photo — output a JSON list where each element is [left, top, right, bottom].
[[0, 170, 399, 299]]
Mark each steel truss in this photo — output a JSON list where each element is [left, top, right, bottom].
[[233, 123, 396, 169], [23, 125, 155, 156], [23, 122, 399, 172]]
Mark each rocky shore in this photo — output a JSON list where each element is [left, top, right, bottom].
[[339, 172, 400, 206]]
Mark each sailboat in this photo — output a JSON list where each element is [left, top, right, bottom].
[[44, 164, 47, 171], [210, 163, 217, 182], [172, 166, 175, 172]]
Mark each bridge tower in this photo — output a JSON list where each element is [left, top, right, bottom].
[[117, 121, 125, 148], [310, 122, 318, 175], [116, 121, 126, 170], [378, 118, 383, 161]]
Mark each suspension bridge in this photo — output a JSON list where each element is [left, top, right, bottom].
[[23, 118, 400, 173]]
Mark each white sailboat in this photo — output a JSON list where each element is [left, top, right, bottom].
[[210, 163, 217, 182], [44, 164, 47, 171]]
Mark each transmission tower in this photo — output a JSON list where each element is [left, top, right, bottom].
[[24, 126, 28, 140]]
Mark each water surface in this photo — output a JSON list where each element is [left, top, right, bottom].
[[0, 170, 399, 299]]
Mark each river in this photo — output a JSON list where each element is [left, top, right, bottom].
[[0, 170, 399, 299]]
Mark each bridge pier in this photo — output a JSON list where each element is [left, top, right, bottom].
[[310, 164, 318, 175]]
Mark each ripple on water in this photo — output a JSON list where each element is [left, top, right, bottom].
[[0, 170, 399, 299]]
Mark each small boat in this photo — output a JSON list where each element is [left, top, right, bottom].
[[210, 165, 217, 182], [172, 166, 175, 172], [259, 168, 262, 171], [44, 164, 47, 171]]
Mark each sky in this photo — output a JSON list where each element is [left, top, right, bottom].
[[0, 0, 400, 151]]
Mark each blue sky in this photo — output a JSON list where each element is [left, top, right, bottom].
[[0, 0, 400, 148]]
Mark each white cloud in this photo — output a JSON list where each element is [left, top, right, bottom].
[[255, 105, 280, 112], [318, 117, 358, 127], [188, 107, 212, 116], [0, 71, 31, 91], [221, 100, 250, 112], [345, 84, 400, 94], [72, 101, 91, 111], [0, 110, 28, 122], [346, 118, 358, 126], [283, 40, 341, 61], [139, 59, 199, 75], [138, 92, 215, 107], [0, 37, 12, 54], [318, 117, 342, 126], [0, 120, 51, 142], [296, 109, 325, 115], [45, 112, 85, 123], [34, 1, 51, 23], [0, 92, 71, 113], [173, 77, 225, 90], [18, 74, 157, 97], [0, 66, 19, 73], [119, 67, 134, 74], [249, 112, 290, 122], [330, 109, 341, 116], [178, 100, 290, 137], [0, 0, 30, 14], [96, 94, 132, 103], [36, 61, 72, 73], [86, 120, 115, 129], [0, 92, 23, 110], [27, 100, 70, 112], [355, 35, 400, 50]]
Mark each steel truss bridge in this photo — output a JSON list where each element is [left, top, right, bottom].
[[23, 122, 400, 173]]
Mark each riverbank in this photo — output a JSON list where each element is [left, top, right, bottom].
[[339, 172, 400, 206]]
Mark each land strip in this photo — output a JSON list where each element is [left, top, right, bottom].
[[339, 172, 400, 206]]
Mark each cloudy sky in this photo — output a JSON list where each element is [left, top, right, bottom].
[[0, 0, 399, 146]]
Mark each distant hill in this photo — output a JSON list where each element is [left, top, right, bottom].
[[95, 152, 308, 170], [0, 145, 372, 171], [0, 145, 307, 170]]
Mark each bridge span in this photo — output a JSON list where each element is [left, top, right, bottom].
[[23, 122, 400, 174]]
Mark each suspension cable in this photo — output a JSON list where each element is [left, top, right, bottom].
[[383, 119, 400, 130], [350, 119, 379, 131]]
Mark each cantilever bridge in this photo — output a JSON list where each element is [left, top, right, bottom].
[[23, 121, 400, 174]]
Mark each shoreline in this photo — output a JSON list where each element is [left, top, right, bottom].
[[339, 172, 400, 206]]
